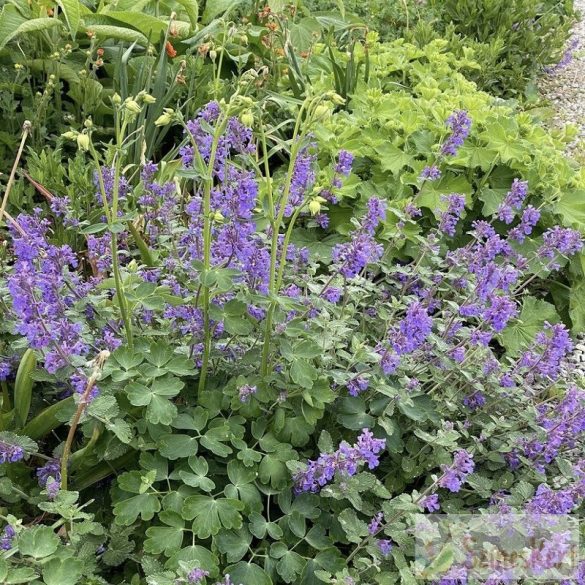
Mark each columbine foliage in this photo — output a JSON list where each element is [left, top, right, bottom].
[[0, 92, 583, 585]]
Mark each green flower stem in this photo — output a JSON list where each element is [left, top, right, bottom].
[[260, 100, 311, 376], [194, 113, 231, 396], [89, 119, 134, 350]]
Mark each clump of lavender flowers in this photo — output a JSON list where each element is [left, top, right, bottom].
[[441, 110, 472, 157], [294, 429, 386, 493]]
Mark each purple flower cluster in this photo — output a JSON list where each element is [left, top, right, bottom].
[[419, 165, 442, 181], [37, 459, 61, 499], [378, 301, 433, 375], [7, 211, 90, 372], [438, 194, 466, 236], [293, 428, 386, 493], [545, 37, 580, 74], [331, 197, 386, 278], [0, 525, 15, 550], [187, 568, 209, 584], [438, 450, 475, 493], [441, 111, 472, 157], [420, 494, 440, 512], [497, 179, 529, 224], [347, 375, 369, 397], [238, 384, 257, 403], [0, 439, 25, 464], [93, 167, 130, 205], [523, 386, 584, 470], [368, 511, 383, 534]]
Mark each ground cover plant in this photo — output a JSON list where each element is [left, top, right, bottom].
[[0, 87, 583, 584], [0, 1, 584, 584]]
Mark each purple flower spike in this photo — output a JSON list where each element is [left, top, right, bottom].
[[441, 111, 472, 157]]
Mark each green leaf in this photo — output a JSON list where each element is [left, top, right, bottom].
[[202, 0, 243, 23], [375, 143, 413, 175], [0, 6, 63, 50], [290, 360, 318, 389], [57, 0, 81, 37], [174, 0, 199, 29], [500, 297, 559, 356], [337, 508, 368, 543], [421, 543, 455, 579], [182, 496, 244, 538], [13, 349, 36, 428], [144, 525, 184, 555], [555, 189, 585, 231], [225, 562, 272, 585], [84, 24, 148, 45], [17, 526, 59, 558], [5, 567, 38, 584], [569, 279, 585, 332], [277, 550, 307, 583], [42, 557, 83, 585], [158, 434, 198, 460], [166, 545, 219, 576], [215, 529, 252, 563], [106, 11, 167, 41], [114, 493, 160, 525]]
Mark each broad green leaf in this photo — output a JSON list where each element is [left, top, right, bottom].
[[225, 562, 272, 585], [57, 0, 81, 37], [290, 360, 318, 389], [114, 493, 160, 525], [13, 349, 35, 428], [17, 526, 59, 558], [0, 6, 63, 50], [277, 550, 307, 583], [337, 508, 368, 543], [42, 558, 83, 585], [166, 545, 219, 576], [158, 434, 198, 459], [215, 529, 252, 563], [570, 279, 585, 332], [500, 297, 559, 356], [202, 0, 243, 23], [375, 143, 413, 175], [83, 24, 148, 45], [106, 11, 167, 41], [555, 189, 585, 231], [174, 0, 199, 29], [5, 567, 38, 584], [144, 525, 184, 555], [182, 496, 244, 538]]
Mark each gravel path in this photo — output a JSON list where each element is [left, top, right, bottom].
[[538, 0, 585, 157], [539, 3, 585, 375]]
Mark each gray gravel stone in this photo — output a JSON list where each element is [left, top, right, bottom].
[[538, 0, 585, 156]]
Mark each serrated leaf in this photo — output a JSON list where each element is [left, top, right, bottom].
[[158, 434, 198, 459], [114, 493, 160, 525], [224, 562, 272, 585], [42, 558, 83, 585], [17, 526, 59, 558], [182, 496, 244, 538], [144, 525, 184, 555]]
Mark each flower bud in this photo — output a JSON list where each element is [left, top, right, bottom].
[[125, 99, 141, 114], [84, 118, 93, 129], [61, 131, 78, 140], [142, 94, 156, 104], [209, 49, 217, 61], [111, 93, 122, 105], [240, 112, 254, 127], [213, 211, 224, 222], [309, 199, 321, 215], [314, 104, 330, 119], [155, 109, 174, 126], [77, 133, 90, 151]]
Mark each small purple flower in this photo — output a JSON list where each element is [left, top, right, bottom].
[[0, 440, 25, 464], [368, 512, 384, 535], [419, 165, 442, 181], [420, 494, 440, 512], [238, 384, 257, 403], [187, 568, 210, 584], [438, 450, 474, 493], [405, 203, 422, 218], [347, 375, 369, 397], [0, 359, 11, 381], [463, 391, 486, 411], [322, 287, 342, 303], [438, 194, 466, 236], [0, 525, 15, 550], [441, 111, 472, 157], [335, 150, 354, 176], [377, 539, 393, 556]]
